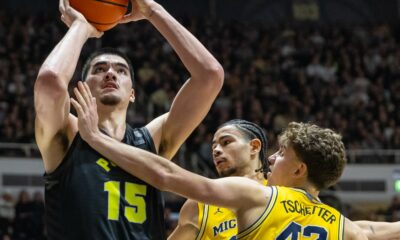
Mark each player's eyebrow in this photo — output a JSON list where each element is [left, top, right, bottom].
[[114, 62, 129, 70], [92, 61, 108, 68], [92, 61, 129, 70], [212, 135, 231, 146]]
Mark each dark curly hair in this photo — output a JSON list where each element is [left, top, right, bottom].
[[279, 122, 346, 190]]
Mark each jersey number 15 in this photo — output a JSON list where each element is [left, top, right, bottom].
[[104, 181, 147, 223]]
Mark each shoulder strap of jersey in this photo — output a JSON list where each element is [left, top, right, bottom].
[[139, 126, 157, 153], [195, 203, 209, 240], [238, 186, 278, 239], [338, 214, 345, 240]]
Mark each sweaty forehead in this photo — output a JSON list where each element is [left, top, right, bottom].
[[90, 54, 128, 66], [213, 125, 243, 141]]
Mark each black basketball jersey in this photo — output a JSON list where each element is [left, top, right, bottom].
[[44, 126, 166, 240]]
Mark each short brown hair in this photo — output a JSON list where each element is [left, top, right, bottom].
[[279, 122, 346, 190]]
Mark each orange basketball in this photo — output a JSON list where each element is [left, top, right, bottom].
[[70, 0, 129, 31]]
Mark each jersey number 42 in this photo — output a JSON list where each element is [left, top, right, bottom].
[[277, 222, 327, 240]]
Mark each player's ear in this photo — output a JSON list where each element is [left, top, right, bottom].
[[250, 139, 261, 156], [130, 88, 135, 103], [294, 162, 307, 178]]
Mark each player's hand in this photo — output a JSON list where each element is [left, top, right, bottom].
[[119, 0, 158, 23], [59, 0, 103, 38], [70, 81, 101, 143]]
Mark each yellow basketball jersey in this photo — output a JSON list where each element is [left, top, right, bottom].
[[238, 186, 345, 240], [196, 179, 268, 240], [196, 202, 237, 240]]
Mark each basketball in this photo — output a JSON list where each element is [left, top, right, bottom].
[[69, 0, 129, 31]]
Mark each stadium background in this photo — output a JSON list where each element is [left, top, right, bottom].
[[0, 0, 400, 238]]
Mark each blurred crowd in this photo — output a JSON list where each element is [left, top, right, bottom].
[[0, 191, 45, 240], [0, 11, 399, 161]]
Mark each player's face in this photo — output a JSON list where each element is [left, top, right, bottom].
[[85, 54, 134, 107], [212, 125, 253, 177], [267, 145, 302, 187]]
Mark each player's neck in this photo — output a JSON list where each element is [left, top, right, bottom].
[[237, 162, 265, 183], [98, 108, 128, 141], [296, 182, 320, 200], [241, 171, 265, 184]]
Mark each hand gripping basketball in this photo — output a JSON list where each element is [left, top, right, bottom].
[[59, 0, 103, 37], [119, 0, 157, 23], [69, 0, 130, 31]]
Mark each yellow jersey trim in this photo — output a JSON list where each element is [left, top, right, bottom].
[[290, 188, 323, 204], [339, 214, 344, 240], [196, 204, 209, 240], [237, 186, 278, 239]]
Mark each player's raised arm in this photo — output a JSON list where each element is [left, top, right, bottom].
[[120, 0, 224, 159], [70, 82, 264, 209], [34, 0, 102, 173]]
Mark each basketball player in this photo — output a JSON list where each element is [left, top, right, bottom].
[[34, 0, 224, 238], [167, 120, 400, 240], [169, 119, 269, 240], [70, 85, 368, 239]]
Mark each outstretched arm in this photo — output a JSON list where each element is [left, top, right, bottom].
[[34, 0, 102, 173], [345, 218, 369, 240], [355, 221, 400, 240], [70, 82, 264, 210], [120, 0, 224, 159]]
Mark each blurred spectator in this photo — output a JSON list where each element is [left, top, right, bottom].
[[13, 190, 32, 240], [386, 196, 400, 221], [0, 192, 14, 238]]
